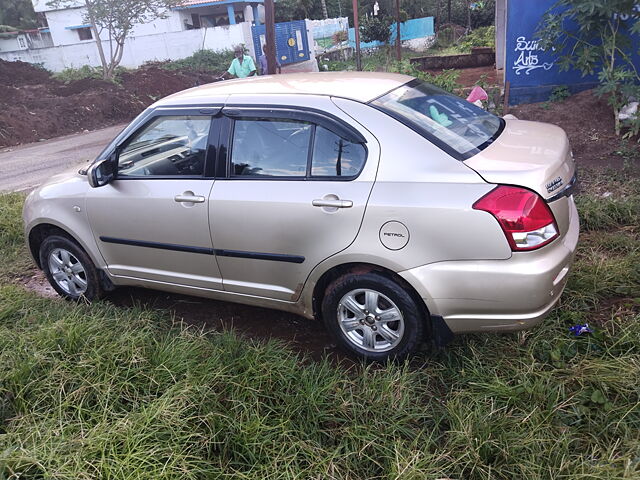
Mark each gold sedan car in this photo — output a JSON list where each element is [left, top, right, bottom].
[[23, 72, 579, 361]]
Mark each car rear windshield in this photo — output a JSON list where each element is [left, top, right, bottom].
[[370, 79, 504, 160]]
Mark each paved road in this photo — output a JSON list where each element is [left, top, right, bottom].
[[0, 124, 126, 192]]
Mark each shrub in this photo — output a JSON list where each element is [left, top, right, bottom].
[[160, 49, 235, 74], [359, 16, 392, 45], [390, 60, 462, 94], [456, 25, 496, 52], [53, 65, 102, 83], [537, 0, 640, 136]]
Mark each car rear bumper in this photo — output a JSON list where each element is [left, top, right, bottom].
[[400, 197, 579, 333]]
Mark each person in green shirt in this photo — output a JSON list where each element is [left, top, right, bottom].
[[221, 47, 257, 79]]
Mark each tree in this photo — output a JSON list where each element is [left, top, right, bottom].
[[48, 0, 180, 80], [0, 0, 38, 29], [537, 0, 640, 136], [359, 15, 392, 45]]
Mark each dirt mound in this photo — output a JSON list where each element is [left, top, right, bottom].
[[0, 59, 52, 86], [120, 67, 215, 99], [511, 89, 637, 169], [51, 78, 118, 97], [0, 62, 221, 148]]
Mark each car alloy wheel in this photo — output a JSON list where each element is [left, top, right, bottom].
[[48, 247, 88, 296], [322, 272, 425, 361], [40, 235, 105, 301], [337, 288, 405, 353]]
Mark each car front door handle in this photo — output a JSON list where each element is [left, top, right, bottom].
[[312, 199, 353, 208], [174, 193, 205, 203]]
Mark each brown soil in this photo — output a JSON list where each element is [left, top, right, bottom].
[[512, 89, 639, 170], [0, 59, 221, 148]]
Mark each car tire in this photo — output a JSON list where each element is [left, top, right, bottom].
[[321, 272, 425, 362], [39, 235, 104, 301]]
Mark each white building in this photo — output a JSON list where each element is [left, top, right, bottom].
[[0, 0, 271, 71]]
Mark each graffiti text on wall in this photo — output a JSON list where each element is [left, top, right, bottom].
[[613, 3, 640, 21], [513, 36, 554, 75]]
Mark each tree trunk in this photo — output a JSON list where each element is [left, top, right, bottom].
[[84, 0, 108, 79], [466, 0, 471, 32], [321, 0, 328, 19], [447, 0, 451, 23]]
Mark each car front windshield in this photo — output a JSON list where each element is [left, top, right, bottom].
[[371, 79, 503, 159]]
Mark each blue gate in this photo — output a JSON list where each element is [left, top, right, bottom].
[[252, 20, 310, 68]]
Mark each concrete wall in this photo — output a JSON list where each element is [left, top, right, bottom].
[[44, 7, 183, 47], [308, 17, 349, 39], [0, 22, 248, 71], [495, 0, 507, 72]]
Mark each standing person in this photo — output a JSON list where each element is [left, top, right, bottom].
[[259, 43, 282, 75], [221, 46, 256, 79]]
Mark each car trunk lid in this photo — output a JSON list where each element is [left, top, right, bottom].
[[464, 119, 575, 200], [464, 118, 577, 239]]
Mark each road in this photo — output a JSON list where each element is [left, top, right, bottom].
[[0, 124, 126, 192]]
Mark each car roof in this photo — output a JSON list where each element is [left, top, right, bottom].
[[158, 72, 414, 105]]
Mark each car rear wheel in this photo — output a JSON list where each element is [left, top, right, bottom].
[[322, 272, 424, 361], [40, 235, 103, 301]]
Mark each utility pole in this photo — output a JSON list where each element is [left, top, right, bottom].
[[395, 0, 401, 61], [353, 0, 362, 70], [264, 0, 276, 74]]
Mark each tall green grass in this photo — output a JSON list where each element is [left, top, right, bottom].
[[1, 172, 639, 479], [1, 285, 638, 479]]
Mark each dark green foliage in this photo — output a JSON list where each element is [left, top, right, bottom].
[[456, 25, 495, 51], [159, 49, 234, 74], [537, 0, 640, 137], [0, 0, 37, 30], [359, 15, 393, 44]]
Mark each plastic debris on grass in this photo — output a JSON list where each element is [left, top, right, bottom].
[[569, 323, 593, 336]]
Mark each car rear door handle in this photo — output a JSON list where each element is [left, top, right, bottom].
[[312, 199, 353, 208], [174, 194, 205, 203]]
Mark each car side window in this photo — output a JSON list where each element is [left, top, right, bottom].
[[311, 126, 366, 178], [118, 115, 211, 177], [231, 118, 311, 177]]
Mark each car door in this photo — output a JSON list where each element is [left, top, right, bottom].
[[208, 104, 379, 301], [86, 109, 224, 290]]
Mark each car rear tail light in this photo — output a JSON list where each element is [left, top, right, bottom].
[[473, 186, 559, 251]]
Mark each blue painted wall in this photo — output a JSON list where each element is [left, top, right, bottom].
[[348, 16, 434, 50], [505, 0, 640, 105]]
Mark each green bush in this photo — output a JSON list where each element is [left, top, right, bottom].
[[456, 26, 496, 52], [390, 60, 462, 94], [160, 49, 234, 73], [359, 16, 392, 45], [53, 65, 102, 83]]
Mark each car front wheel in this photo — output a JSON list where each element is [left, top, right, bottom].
[[39, 235, 103, 301], [322, 272, 425, 361]]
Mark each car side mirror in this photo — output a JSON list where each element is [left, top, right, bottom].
[[87, 156, 116, 188]]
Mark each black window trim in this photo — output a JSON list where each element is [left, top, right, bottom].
[[368, 78, 506, 161], [219, 105, 369, 182], [112, 107, 221, 181]]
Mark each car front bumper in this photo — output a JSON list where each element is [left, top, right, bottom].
[[400, 197, 580, 333]]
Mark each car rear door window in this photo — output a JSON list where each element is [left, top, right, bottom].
[[231, 118, 311, 177], [311, 126, 366, 178], [118, 115, 211, 177]]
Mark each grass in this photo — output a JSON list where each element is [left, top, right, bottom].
[[1, 169, 639, 479]]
